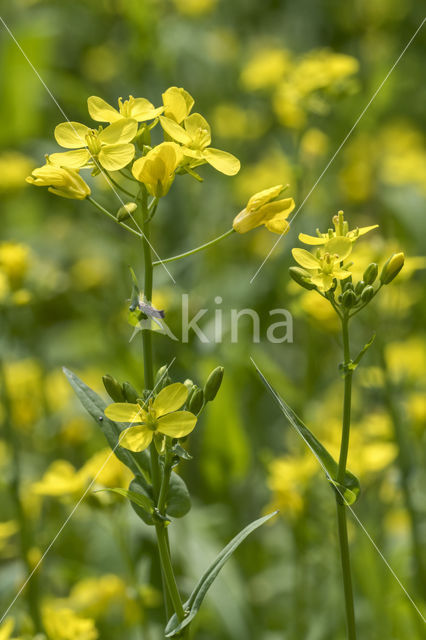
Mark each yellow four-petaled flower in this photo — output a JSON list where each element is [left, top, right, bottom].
[[233, 185, 295, 234]]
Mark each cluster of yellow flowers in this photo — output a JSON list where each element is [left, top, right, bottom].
[[26, 87, 240, 200], [0, 242, 32, 307]]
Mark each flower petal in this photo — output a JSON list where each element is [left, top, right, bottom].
[[157, 411, 197, 438], [153, 383, 188, 417], [203, 148, 241, 175], [104, 403, 145, 423], [98, 119, 138, 145], [162, 87, 194, 123], [98, 143, 135, 171], [130, 98, 164, 121], [49, 149, 91, 169], [54, 122, 90, 148], [247, 185, 284, 211], [160, 116, 192, 145], [184, 113, 211, 148], [264, 217, 290, 234], [298, 232, 327, 245], [292, 248, 321, 269], [324, 236, 352, 260], [119, 426, 153, 452], [88, 96, 122, 123]]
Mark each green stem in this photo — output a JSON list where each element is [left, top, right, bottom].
[[0, 358, 43, 634], [105, 170, 137, 198], [155, 524, 186, 622], [335, 314, 357, 640], [87, 196, 141, 238], [152, 228, 235, 266]]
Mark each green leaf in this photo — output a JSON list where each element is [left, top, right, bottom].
[[63, 368, 151, 479], [167, 472, 191, 518], [129, 475, 155, 525], [253, 362, 361, 506], [165, 511, 277, 637], [95, 487, 154, 515], [352, 333, 376, 367]]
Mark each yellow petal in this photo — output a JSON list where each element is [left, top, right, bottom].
[[104, 403, 145, 423], [298, 232, 327, 245], [153, 383, 188, 417], [311, 273, 333, 291], [162, 86, 194, 123], [265, 217, 290, 234], [98, 119, 138, 145], [54, 122, 90, 148], [292, 248, 321, 270], [49, 149, 91, 169], [119, 426, 153, 452], [348, 224, 379, 240], [160, 116, 192, 145], [87, 96, 121, 123], [184, 113, 211, 147], [259, 197, 295, 219], [324, 236, 352, 260], [129, 97, 164, 121], [203, 148, 240, 175], [247, 185, 284, 211], [157, 411, 197, 438], [98, 143, 135, 170]]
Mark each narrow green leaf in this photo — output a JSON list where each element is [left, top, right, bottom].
[[352, 333, 376, 367], [253, 362, 361, 506], [165, 511, 277, 637], [63, 368, 150, 479], [95, 487, 154, 514]]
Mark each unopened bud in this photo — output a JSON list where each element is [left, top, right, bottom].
[[363, 263, 378, 285], [288, 267, 316, 290], [204, 366, 224, 402], [188, 387, 204, 414], [117, 202, 137, 221], [155, 365, 171, 389], [103, 374, 125, 402], [380, 253, 405, 284], [343, 281, 354, 292], [342, 289, 357, 308], [361, 285, 374, 303], [354, 280, 365, 295], [122, 381, 139, 403]]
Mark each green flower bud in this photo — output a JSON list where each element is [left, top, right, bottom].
[[380, 253, 405, 284], [155, 365, 171, 389], [342, 289, 357, 308], [288, 267, 316, 290], [117, 202, 137, 221], [343, 281, 354, 292], [102, 374, 125, 402], [188, 387, 204, 414], [361, 285, 374, 303], [204, 366, 224, 402], [354, 280, 365, 295], [363, 263, 378, 285], [122, 381, 139, 404]]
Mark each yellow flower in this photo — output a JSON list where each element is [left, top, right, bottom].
[[159, 113, 240, 175], [104, 383, 197, 452], [162, 87, 194, 123], [298, 210, 378, 245], [43, 607, 98, 640], [50, 119, 138, 171], [32, 460, 88, 497], [132, 142, 183, 197], [0, 242, 30, 286], [0, 619, 15, 640], [233, 185, 295, 234], [87, 95, 163, 123], [292, 236, 352, 292], [240, 48, 291, 91], [26, 164, 90, 199]]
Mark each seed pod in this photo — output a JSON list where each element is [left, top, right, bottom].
[[117, 202, 137, 221], [361, 285, 374, 303], [342, 289, 357, 308], [204, 366, 224, 402], [102, 374, 125, 402], [354, 280, 365, 295], [363, 263, 378, 285], [380, 253, 405, 284], [122, 381, 139, 404], [188, 387, 204, 414], [288, 267, 316, 290]]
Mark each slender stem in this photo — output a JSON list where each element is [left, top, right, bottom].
[[105, 170, 137, 198], [335, 314, 357, 640], [87, 196, 141, 238], [155, 524, 186, 622], [152, 228, 235, 266]]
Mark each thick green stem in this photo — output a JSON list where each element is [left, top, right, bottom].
[[155, 524, 186, 622], [335, 315, 357, 640], [152, 228, 235, 267]]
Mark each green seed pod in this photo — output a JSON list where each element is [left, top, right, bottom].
[[288, 267, 316, 290], [117, 202, 137, 221], [380, 253, 405, 284], [361, 285, 374, 303], [204, 366, 224, 402], [122, 381, 139, 404], [155, 365, 171, 389], [188, 387, 204, 414], [354, 280, 365, 295], [102, 374, 125, 402], [342, 289, 357, 308], [363, 263, 378, 285]]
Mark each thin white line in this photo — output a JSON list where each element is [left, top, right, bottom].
[[250, 357, 426, 624], [0, 15, 176, 285], [0, 357, 176, 624], [249, 17, 426, 284]]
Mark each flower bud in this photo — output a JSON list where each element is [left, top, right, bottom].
[[343, 281, 354, 292], [380, 253, 405, 284], [117, 202, 137, 221], [361, 285, 374, 303], [204, 366, 224, 402], [188, 387, 204, 414], [103, 374, 125, 402], [288, 267, 316, 290], [363, 263, 378, 285], [342, 289, 357, 308], [122, 381, 139, 404], [354, 280, 365, 295]]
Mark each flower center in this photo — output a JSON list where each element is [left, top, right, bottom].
[[85, 131, 101, 156]]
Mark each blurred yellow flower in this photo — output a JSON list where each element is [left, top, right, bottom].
[[0, 619, 16, 640], [0, 242, 30, 286], [160, 113, 240, 175], [81, 448, 132, 489], [87, 95, 163, 123], [172, 0, 218, 16], [26, 164, 91, 199], [65, 575, 127, 618], [43, 607, 98, 640], [162, 86, 194, 123], [300, 128, 329, 159], [0, 521, 18, 557], [132, 142, 183, 197], [2, 359, 43, 429], [212, 103, 266, 140], [240, 47, 291, 91], [0, 152, 33, 193], [292, 236, 352, 291], [50, 119, 138, 171], [32, 460, 88, 497], [233, 185, 295, 234], [266, 454, 318, 517]]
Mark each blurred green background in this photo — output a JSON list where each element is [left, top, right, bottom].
[[0, 0, 425, 638]]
